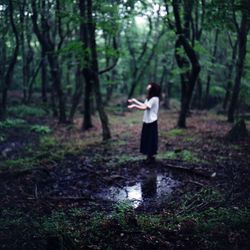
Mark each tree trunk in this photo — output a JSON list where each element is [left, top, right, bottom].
[[31, 0, 67, 123], [79, 0, 93, 130], [69, 65, 84, 123], [172, 0, 201, 128], [47, 53, 67, 123], [0, 0, 19, 120], [223, 35, 238, 111], [87, 0, 111, 140], [41, 47, 48, 103], [204, 29, 219, 108], [82, 76, 93, 129], [228, 7, 249, 122]]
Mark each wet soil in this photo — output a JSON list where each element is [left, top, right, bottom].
[[0, 110, 250, 249]]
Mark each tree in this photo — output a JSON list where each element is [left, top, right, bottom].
[[0, 0, 19, 120], [228, 0, 250, 122], [171, 0, 201, 128], [31, 0, 67, 123], [78, 0, 111, 140]]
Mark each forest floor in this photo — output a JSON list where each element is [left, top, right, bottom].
[[0, 104, 250, 250]]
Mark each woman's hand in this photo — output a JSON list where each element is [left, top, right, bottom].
[[127, 104, 135, 109], [127, 99, 134, 103]]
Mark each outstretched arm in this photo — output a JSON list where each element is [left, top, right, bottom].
[[128, 98, 144, 106], [128, 103, 148, 110]]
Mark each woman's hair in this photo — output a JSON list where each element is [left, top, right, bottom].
[[147, 82, 161, 100]]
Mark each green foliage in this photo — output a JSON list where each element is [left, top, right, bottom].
[[8, 105, 47, 118], [196, 207, 250, 233], [184, 137, 195, 142], [112, 201, 134, 228], [0, 157, 39, 171], [30, 125, 51, 134], [117, 154, 143, 163], [138, 214, 162, 231], [194, 42, 210, 56], [0, 118, 27, 128], [210, 85, 226, 97], [41, 211, 80, 238], [240, 79, 250, 105], [171, 65, 191, 76], [162, 128, 186, 137], [39, 135, 57, 149], [158, 151, 177, 160], [59, 41, 90, 69], [158, 150, 201, 163]]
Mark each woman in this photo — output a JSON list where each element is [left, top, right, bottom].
[[128, 82, 161, 163]]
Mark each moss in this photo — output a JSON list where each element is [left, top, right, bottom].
[[30, 125, 51, 134], [158, 150, 201, 163], [0, 157, 39, 171], [161, 128, 186, 137], [158, 151, 177, 160], [0, 118, 27, 129], [8, 104, 47, 118], [184, 137, 195, 142]]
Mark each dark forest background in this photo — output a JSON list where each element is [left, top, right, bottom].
[[1, 0, 249, 140], [0, 1, 250, 250]]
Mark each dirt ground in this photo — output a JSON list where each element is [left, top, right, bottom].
[[0, 108, 250, 249]]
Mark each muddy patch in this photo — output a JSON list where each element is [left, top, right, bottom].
[[96, 169, 181, 208], [34, 158, 210, 211]]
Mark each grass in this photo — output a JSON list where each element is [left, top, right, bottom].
[[160, 128, 186, 138], [8, 104, 47, 118], [30, 125, 51, 134], [0, 118, 27, 128], [0, 157, 39, 171], [0, 189, 249, 250], [158, 149, 201, 163]]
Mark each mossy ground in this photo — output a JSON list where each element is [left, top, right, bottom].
[[0, 104, 250, 249]]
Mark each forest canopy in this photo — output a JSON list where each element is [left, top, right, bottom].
[[0, 0, 249, 139]]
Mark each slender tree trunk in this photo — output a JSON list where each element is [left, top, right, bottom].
[[87, 0, 111, 140], [0, 0, 19, 120], [47, 54, 67, 122], [228, 9, 249, 122], [27, 59, 42, 103], [69, 65, 84, 123], [204, 29, 219, 108], [31, 0, 67, 123], [19, 0, 27, 103], [82, 76, 93, 129], [41, 47, 48, 103], [223, 36, 238, 110], [79, 0, 93, 129]]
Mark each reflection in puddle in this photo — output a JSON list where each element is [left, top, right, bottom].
[[98, 172, 180, 208]]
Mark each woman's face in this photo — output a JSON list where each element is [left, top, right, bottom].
[[146, 84, 152, 91]]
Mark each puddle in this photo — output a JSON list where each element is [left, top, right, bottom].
[[96, 171, 181, 208]]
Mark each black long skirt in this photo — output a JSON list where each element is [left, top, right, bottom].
[[140, 120, 158, 156]]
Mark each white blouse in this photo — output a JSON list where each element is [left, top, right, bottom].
[[143, 97, 159, 123]]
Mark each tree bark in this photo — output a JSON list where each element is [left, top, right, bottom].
[[69, 65, 84, 123], [31, 0, 67, 123], [87, 0, 111, 140], [0, 0, 19, 120], [41, 47, 48, 103], [204, 29, 219, 108], [172, 0, 200, 128], [79, 0, 93, 130], [228, 5, 249, 122], [223, 33, 238, 111]]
